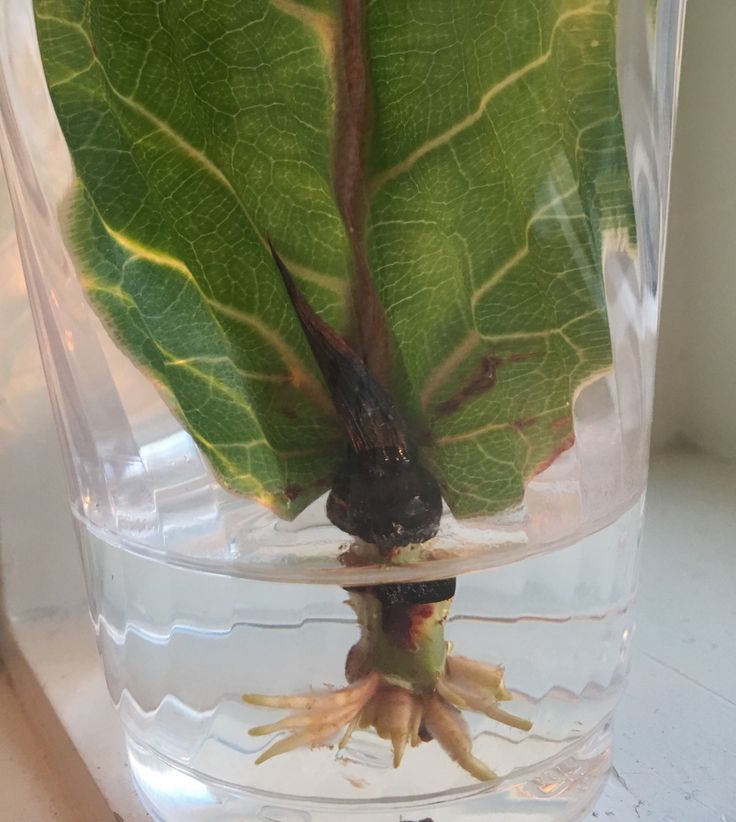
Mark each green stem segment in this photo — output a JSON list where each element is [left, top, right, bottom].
[[346, 589, 451, 693]]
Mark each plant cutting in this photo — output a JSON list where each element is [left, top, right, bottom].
[[0, 0, 684, 816], [36, 0, 634, 783]]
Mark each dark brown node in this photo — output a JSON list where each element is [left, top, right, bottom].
[[269, 243, 442, 550]]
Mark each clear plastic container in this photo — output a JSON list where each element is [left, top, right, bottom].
[[0, 1, 685, 819]]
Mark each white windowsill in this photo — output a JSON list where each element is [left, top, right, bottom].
[[2, 446, 734, 822], [0, 671, 83, 821]]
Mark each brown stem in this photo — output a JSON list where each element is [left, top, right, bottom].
[[334, 0, 390, 384], [268, 242, 406, 454], [268, 245, 442, 549]]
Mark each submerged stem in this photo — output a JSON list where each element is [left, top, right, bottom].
[[346, 587, 451, 692], [244, 588, 531, 780]]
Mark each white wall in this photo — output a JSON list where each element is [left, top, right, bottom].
[[652, 1, 736, 458]]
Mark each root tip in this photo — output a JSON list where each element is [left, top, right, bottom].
[[469, 760, 498, 782]]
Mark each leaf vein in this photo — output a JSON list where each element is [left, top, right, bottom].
[[40, 10, 339, 295], [370, 1, 609, 193], [95, 218, 333, 414]]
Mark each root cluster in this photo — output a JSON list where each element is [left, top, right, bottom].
[[243, 655, 531, 781]]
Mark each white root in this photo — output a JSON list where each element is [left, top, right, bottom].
[[255, 716, 349, 765], [437, 677, 532, 732], [249, 700, 363, 737], [246, 674, 380, 765], [243, 672, 379, 712], [358, 695, 377, 730], [409, 697, 423, 747], [338, 713, 361, 750], [446, 655, 511, 700], [483, 703, 532, 732], [373, 687, 414, 767], [422, 693, 496, 782], [244, 654, 529, 780]]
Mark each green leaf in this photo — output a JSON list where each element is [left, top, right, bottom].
[[35, 0, 635, 520], [364, 1, 634, 516]]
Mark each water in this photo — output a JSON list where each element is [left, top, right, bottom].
[[81, 499, 642, 820]]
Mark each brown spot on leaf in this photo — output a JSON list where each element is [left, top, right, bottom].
[[512, 416, 538, 431], [535, 432, 575, 475], [550, 414, 572, 431], [434, 355, 501, 417], [434, 351, 543, 418], [506, 352, 542, 364], [283, 484, 303, 502]]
